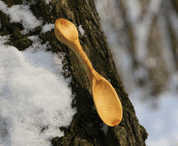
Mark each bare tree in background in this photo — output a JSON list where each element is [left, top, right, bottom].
[[95, 0, 178, 100], [0, 0, 148, 145]]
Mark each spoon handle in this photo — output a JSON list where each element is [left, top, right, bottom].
[[71, 39, 94, 84]]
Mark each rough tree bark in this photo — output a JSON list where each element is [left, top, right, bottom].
[[0, 0, 148, 145]]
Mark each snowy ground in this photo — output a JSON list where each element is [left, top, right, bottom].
[[130, 91, 178, 146]]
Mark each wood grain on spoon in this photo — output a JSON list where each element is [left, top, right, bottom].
[[55, 18, 93, 84], [91, 70, 122, 126], [54, 18, 122, 126]]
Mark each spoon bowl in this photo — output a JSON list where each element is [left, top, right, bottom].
[[54, 18, 122, 126], [91, 70, 122, 126], [54, 18, 78, 49]]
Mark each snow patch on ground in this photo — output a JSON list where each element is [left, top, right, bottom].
[[130, 91, 178, 146], [41, 23, 54, 34], [78, 25, 85, 36], [45, 0, 52, 4], [0, 0, 42, 33], [0, 35, 76, 146]]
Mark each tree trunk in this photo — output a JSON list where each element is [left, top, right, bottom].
[[0, 0, 148, 145]]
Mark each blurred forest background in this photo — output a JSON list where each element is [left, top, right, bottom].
[[95, 0, 178, 102], [94, 0, 178, 145]]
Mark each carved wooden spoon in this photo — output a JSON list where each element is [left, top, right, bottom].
[[54, 18, 122, 126]]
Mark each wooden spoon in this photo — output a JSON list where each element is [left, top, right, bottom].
[[54, 18, 122, 127]]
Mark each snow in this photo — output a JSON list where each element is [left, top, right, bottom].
[[168, 72, 178, 94], [130, 91, 178, 146], [0, 1, 76, 145], [78, 25, 85, 36], [0, 0, 42, 33], [44, 0, 52, 5], [0, 35, 76, 146], [101, 123, 108, 136], [41, 23, 54, 34]]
